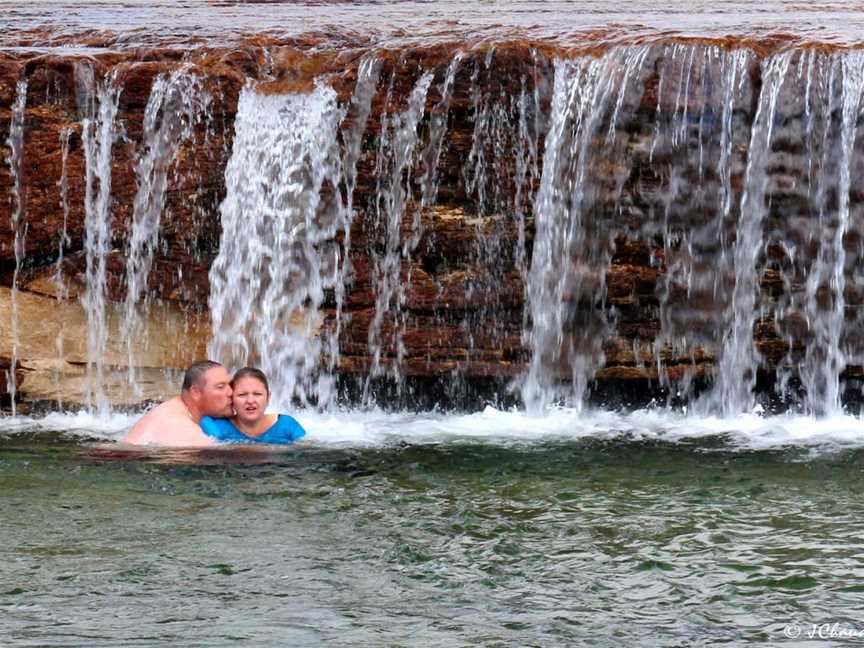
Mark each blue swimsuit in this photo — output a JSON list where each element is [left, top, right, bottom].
[[200, 414, 306, 445]]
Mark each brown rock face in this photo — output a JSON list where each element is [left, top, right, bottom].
[[3, 39, 864, 412]]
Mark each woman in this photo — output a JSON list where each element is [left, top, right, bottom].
[[200, 367, 306, 444]]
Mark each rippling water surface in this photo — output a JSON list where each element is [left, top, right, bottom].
[[3, 0, 864, 48], [3, 410, 864, 646]]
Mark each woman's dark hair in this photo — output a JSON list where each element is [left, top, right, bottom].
[[231, 367, 270, 394]]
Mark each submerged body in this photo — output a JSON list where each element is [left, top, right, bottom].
[[200, 414, 306, 444], [122, 397, 215, 447]]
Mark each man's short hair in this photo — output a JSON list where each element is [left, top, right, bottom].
[[182, 360, 224, 392]]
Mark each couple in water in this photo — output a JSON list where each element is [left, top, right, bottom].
[[122, 360, 306, 447]]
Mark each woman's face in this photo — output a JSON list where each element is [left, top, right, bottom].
[[231, 376, 270, 426]]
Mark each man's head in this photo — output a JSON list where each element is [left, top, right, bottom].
[[181, 360, 233, 418]]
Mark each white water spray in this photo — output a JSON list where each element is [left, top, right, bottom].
[[208, 82, 345, 409]]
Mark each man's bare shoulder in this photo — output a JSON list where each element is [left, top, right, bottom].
[[121, 398, 213, 447]]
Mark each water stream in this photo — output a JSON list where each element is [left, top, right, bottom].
[[207, 82, 345, 410], [121, 68, 212, 396], [4, 78, 27, 416], [80, 74, 121, 417]]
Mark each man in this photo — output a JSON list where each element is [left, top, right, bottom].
[[121, 360, 234, 446]]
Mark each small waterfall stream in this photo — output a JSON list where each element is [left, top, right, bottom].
[[364, 70, 434, 396], [797, 52, 864, 415], [80, 75, 121, 417], [4, 79, 28, 416], [121, 68, 212, 396], [523, 49, 651, 412], [702, 52, 793, 416], [52, 126, 73, 407]]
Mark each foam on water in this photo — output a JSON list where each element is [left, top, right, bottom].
[[0, 411, 139, 440], [3, 408, 864, 453]]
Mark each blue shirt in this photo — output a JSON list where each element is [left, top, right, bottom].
[[200, 414, 306, 445]]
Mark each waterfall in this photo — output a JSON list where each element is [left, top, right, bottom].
[[4, 79, 27, 416], [461, 49, 541, 379], [702, 52, 792, 416], [332, 56, 382, 377], [54, 127, 73, 300], [208, 82, 345, 409], [654, 46, 753, 404], [52, 126, 73, 408], [798, 52, 864, 415], [8, 40, 864, 417], [121, 68, 212, 396], [523, 48, 650, 412], [363, 70, 434, 399], [81, 74, 121, 417], [421, 53, 462, 210]]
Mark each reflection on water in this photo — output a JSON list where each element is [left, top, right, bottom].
[[1, 433, 864, 646], [3, 0, 864, 48]]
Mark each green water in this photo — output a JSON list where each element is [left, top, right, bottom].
[[2, 435, 864, 647]]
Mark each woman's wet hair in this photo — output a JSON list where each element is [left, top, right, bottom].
[[231, 367, 270, 393]]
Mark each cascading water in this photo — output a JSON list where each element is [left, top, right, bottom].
[[791, 53, 864, 415], [4, 79, 28, 416], [523, 48, 651, 412], [420, 53, 462, 211], [651, 46, 752, 402], [53, 127, 73, 300], [81, 75, 121, 417], [461, 48, 542, 386], [121, 68, 212, 395], [5, 37, 864, 418], [363, 70, 433, 397], [207, 82, 345, 409], [52, 126, 73, 407], [701, 52, 793, 416], [333, 56, 382, 377]]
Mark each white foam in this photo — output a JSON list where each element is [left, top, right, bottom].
[[3, 406, 864, 452], [0, 410, 139, 440], [294, 406, 864, 452]]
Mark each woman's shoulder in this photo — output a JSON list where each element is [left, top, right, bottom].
[[262, 414, 306, 442]]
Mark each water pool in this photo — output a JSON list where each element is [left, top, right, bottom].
[[2, 409, 864, 646]]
